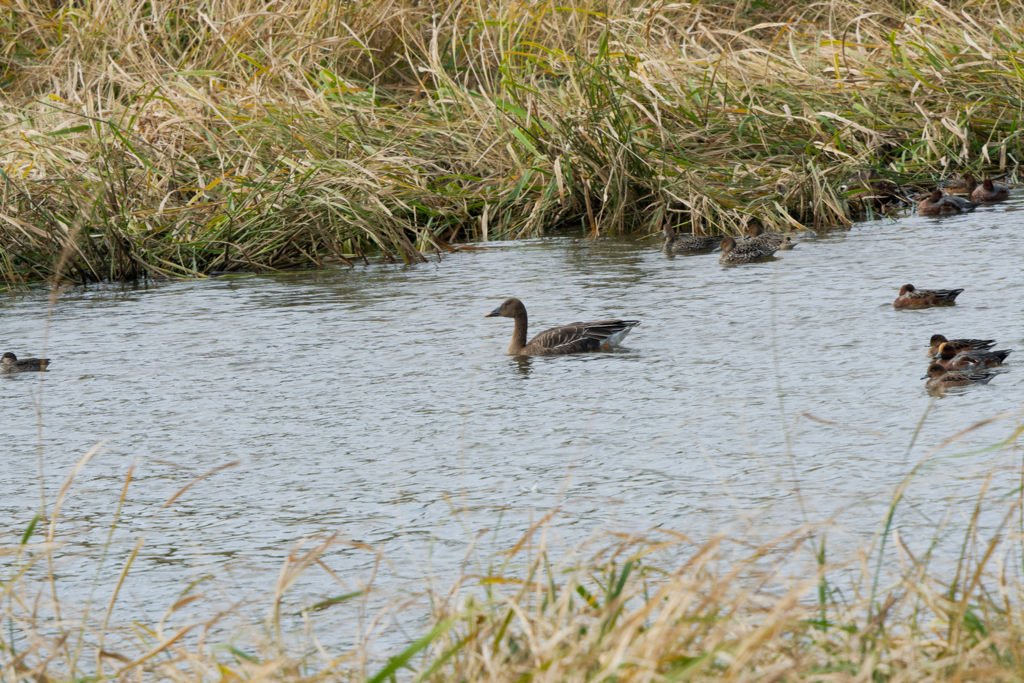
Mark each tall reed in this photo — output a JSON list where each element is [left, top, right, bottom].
[[2, 0, 1023, 283]]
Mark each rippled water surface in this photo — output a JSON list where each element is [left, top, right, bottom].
[[3, 196, 1024, 628]]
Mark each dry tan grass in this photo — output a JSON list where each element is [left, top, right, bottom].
[[6, 500, 1024, 682], [4, 413, 1024, 681]]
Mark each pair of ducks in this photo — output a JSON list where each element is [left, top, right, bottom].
[[1, 352, 49, 374], [918, 174, 1010, 216], [939, 174, 1010, 202], [923, 335, 1011, 390], [663, 224, 793, 263]]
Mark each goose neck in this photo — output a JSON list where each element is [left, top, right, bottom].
[[508, 309, 528, 354]]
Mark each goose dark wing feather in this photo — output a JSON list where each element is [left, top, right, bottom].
[[526, 320, 640, 353], [542, 335, 604, 355], [526, 324, 592, 351]]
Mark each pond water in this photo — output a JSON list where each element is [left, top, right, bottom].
[[3, 195, 1024, 640]]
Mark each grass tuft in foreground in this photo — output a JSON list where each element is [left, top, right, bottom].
[[2, 0, 1024, 283], [5, 420, 1024, 683]]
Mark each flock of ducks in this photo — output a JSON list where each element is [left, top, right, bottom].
[[899, 288, 1014, 390], [918, 175, 1010, 216], [483, 171, 1014, 394], [484, 292, 1013, 393], [924, 335, 1011, 391], [3, 173, 1014, 396]]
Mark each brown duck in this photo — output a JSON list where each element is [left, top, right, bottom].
[[933, 343, 1011, 370], [971, 177, 1010, 202], [923, 363, 995, 391], [893, 284, 963, 309], [485, 298, 640, 356], [918, 189, 980, 216], [1, 352, 49, 374], [719, 236, 779, 264], [927, 334, 996, 358], [937, 174, 977, 195], [745, 224, 794, 250], [662, 225, 718, 254]]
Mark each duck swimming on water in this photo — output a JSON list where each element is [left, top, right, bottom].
[[485, 298, 640, 356], [918, 189, 980, 216], [937, 174, 977, 196], [662, 225, 719, 255], [971, 177, 1010, 202], [745, 224, 793, 250], [927, 334, 996, 358], [933, 343, 1011, 371], [893, 284, 963, 309], [1, 352, 49, 374], [718, 235, 779, 264], [923, 363, 995, 391]]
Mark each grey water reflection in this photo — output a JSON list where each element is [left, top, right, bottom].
[[2, 194, 1024, 633]]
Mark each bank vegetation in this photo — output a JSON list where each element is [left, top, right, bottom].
[[1, 0, 1023, 282]]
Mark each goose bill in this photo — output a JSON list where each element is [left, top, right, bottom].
[[485, 306, 502, 317]]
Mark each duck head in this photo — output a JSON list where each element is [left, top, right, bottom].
[[486, 298, 526, 318]]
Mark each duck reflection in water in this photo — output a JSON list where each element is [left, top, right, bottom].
[[512, 355, 533, 377]]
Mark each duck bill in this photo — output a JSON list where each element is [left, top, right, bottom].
[[485, 306, 502, 317]]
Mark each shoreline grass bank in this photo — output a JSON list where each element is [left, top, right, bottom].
[[2, 0, 1024, 284]]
